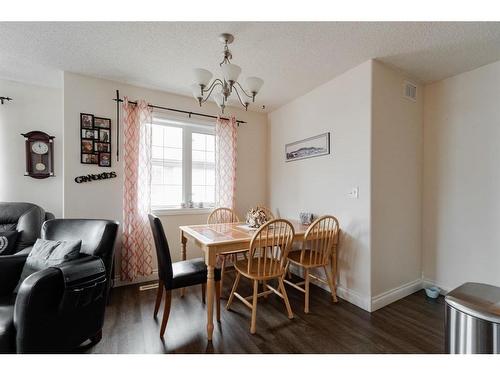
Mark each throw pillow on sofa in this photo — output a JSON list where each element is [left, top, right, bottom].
[[0, 231, 20, 255], [15, 238, 82, 292]]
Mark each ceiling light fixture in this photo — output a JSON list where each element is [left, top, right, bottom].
[[191, 33, 264, 114]]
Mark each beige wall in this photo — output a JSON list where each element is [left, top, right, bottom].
[[370, 61, 423, 308], [423, 60, 500, 291], [63, 72, 268, 284], [0, 78, 63, 217], [268, 61, 373, 310]]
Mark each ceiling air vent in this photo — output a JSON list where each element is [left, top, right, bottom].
[[404, 81, 417, 102]]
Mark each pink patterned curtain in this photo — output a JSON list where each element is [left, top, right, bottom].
[[121, 98, 154, 281], [215, 116, 238, 209]]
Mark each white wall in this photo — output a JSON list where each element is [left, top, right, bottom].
[[63, 72, 268, 283], [370, 61, 423, 309], [0, 78, 63, 217], [423, 60, 500, 291], [268, 61, 373, 310]]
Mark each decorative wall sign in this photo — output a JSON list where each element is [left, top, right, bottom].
[[21, 131, 55, 179], [80, 113, 112, 167], [74, 171, 117, 183], [285, 132, 330, 162]]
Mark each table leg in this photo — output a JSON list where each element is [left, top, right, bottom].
[[206, 265, 215, 340], [180, 232, 187, 297], [205, 248, 216, 341]]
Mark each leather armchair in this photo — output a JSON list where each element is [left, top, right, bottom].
[[0, 219, 119, 353], [0, 202, 55, 255]]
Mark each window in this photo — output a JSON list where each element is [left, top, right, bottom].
[[151, 117, 215, 210]]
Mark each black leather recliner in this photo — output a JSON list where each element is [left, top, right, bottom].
[[0, 202, 55, 255], [0, 219, 119, 353]]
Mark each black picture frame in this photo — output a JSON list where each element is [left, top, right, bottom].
[[94, 117, 111, 129], [80, 113, 94, 129], [80, 113, 111, 167], [98, 152, 111, 167], [81, 153, 98, 164]]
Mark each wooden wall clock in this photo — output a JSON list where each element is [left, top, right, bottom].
[[21, 131, 55, 179]]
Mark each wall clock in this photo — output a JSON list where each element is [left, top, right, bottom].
[[21, 131, 55, 179]]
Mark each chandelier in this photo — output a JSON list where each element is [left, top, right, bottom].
[[191, 33, 264, 114]]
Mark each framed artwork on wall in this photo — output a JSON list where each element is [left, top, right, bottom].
[[80, 113, 112, 167], [285, 132, 330, 162]]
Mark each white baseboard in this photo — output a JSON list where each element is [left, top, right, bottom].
[[288, 264, 371, 312], [113, 269, 159, 287], [371, 278, 423, 312], [336, 284, 371, 311]]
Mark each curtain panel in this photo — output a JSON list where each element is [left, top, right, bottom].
[[215, 116, 238, 209], [121, 98, 154, 281]]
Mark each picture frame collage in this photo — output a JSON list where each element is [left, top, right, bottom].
[[80, 113, 112, 167]]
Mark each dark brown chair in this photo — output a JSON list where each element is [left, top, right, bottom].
[[148, 214, 221, 337]]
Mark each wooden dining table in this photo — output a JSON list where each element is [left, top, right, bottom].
[[179, 219, 314, 341]]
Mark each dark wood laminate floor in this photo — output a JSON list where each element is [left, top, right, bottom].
[[88, 273, 445, 354]]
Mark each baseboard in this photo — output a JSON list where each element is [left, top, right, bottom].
[[288, 264, 371, 312], [336, 284, 371, 311], [113, 269, 159, 287], [370, 278, 423, 312]]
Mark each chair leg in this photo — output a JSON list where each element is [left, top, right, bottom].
[[154, 281, 164, 317], [250, 279, 259, 334], [220, 255, 227, 296], [201, 283, 206, 304], [263, 280, 268, 299], [304, 269, 310, 313], [278, 278, 294, 319], [323, 265, 338, 303], [226, 272, 241, 309], [215, 280, 221, 321], [283, 260, 291, 280], [160, 290, 172, 337]]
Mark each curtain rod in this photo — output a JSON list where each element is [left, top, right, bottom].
[[112, 90, 247, 125]]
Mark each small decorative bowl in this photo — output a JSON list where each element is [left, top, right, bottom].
[[425, 286, 440, 299]]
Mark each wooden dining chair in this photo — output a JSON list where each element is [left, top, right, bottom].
[[207, 207, 244, 295], [148, 214, 221, 337], [207, 207, 240, 225], [282, 215, 340, 313], [226, 219, 295, 334]]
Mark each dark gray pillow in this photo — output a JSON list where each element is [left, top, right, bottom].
[[0, 231, 20, 255], [15, 238, 82, 292]]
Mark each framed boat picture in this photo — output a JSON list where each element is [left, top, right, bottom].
[[285, 132, 330, 162]]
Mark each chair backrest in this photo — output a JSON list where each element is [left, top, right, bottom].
[[207, 207, 240, 224], [248, 219, 295, 278], [301, 215, 340, 266], [41, 218, 119, 281], [0, 202, 47, 252], [148, 214, 173, 287]]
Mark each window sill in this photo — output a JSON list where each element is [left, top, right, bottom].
[[152, 207, 213, 216]]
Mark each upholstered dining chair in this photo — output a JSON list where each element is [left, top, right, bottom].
[[282, 215, 340, 313], [148, 214, 221, 337], [207, 207, 243, 296], [226, 219, 295, 334]]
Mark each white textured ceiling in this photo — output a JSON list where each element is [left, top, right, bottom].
[[1, 22, 500, 111]]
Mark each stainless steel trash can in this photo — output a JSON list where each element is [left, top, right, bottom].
[[445, 282, 500, 353]]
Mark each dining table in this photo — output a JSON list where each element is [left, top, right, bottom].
[[179, 219, 337, 341]]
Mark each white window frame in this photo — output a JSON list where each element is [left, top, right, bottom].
[[151, 114, 216, 215]]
